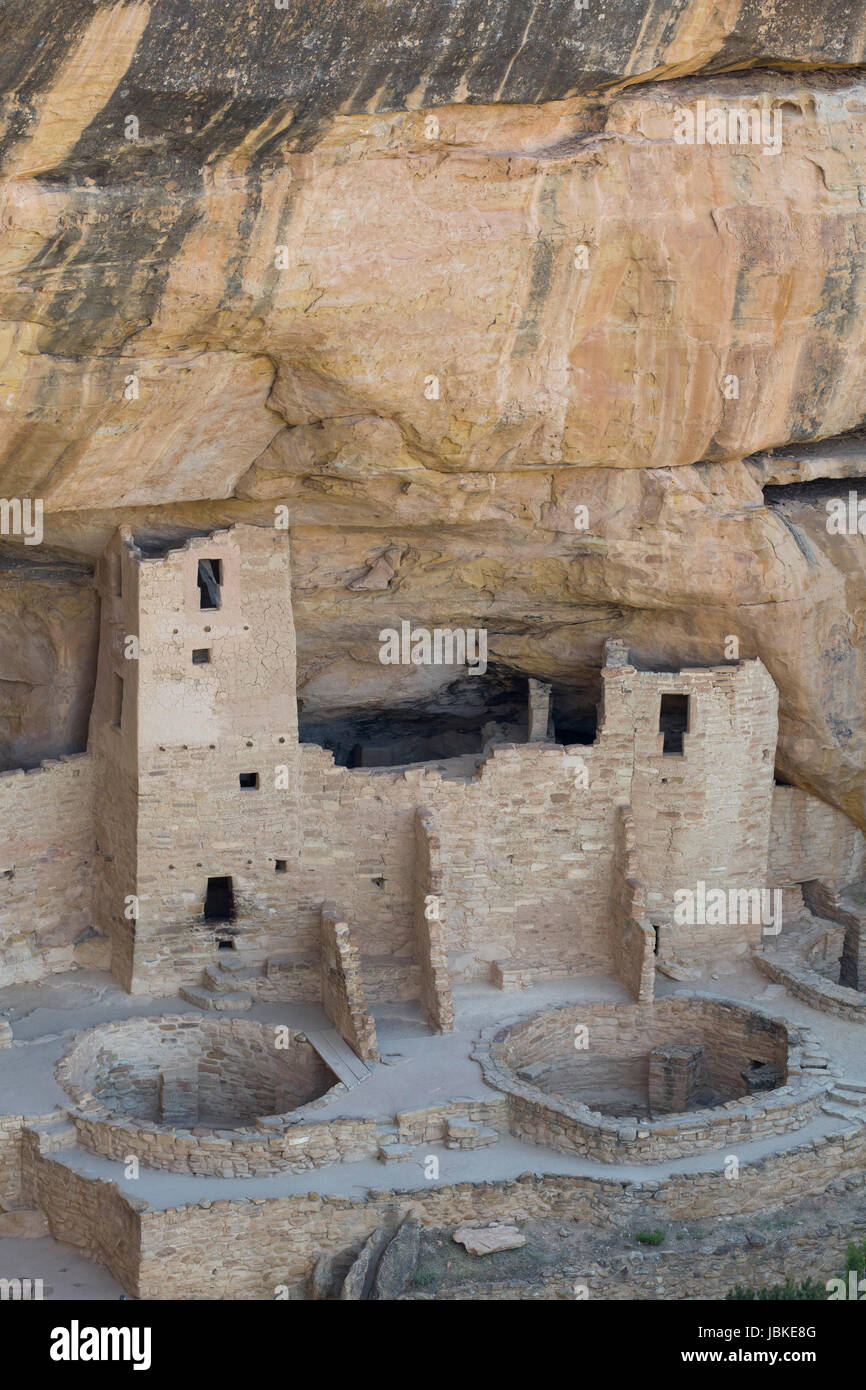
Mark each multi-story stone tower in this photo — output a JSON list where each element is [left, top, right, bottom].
[[89, 524, 299, 994]]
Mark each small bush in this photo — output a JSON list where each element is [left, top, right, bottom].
[[725, 1277, 826, 1301], [411, 1265, 438, 1287], [635, 1230, 665, 1246]]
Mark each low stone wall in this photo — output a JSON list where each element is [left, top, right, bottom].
[[319, 906, 379, 1060], [754, 951, 866, 1023], [475, 997, 830, 1163], [0, 1115, 26, 1206], [15, 1099, 866, 1299], [69, 1109, 380, 1178], [57, 1016, 370, 1176], [244, 952, 421, 1005], [395, 1097, 509, 1144], [21, 1129, 142, 1295], [59, 1016, 338, 1123], [130, 1124, 866, 1298]]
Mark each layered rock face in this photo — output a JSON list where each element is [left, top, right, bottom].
[[2, 1, 866, 823]]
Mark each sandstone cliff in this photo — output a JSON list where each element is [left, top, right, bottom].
[[2, 0, 866, 826]]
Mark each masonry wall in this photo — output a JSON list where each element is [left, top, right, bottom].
[[610, 805, 654, 1002], [293, 739, 625, 987], [128, 1126, 866, 1298], [621, 659, 778, 965], [21, 1136, 142, 1294], [413, 810, 455, 1031], [0, 756, 94, 987], [320, 905, 379, 1060], [77, 524, 792, 999], [98, 526, 303, 995], [768, 785, 866, 889], [89, 530, 141, 988]]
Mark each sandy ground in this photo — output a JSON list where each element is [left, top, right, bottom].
[[0, 1235, 123, 1299]]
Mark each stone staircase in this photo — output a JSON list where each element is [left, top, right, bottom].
[[375, 1113, 499, 1162], [179, 956, 260, 1011], [444, 1117, 499, 1150], [179, 957, 373, 1090], [821, 1080, 866, 1124]]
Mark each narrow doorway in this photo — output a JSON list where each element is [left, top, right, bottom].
[[204, 875, 235, 922]]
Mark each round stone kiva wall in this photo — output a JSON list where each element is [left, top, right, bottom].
[[60, 1016, 336, 1127], [475, 996, 834, 1163], [55, 1016, 370, 1176]]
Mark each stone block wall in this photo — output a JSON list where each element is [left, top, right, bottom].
[[648, 1043, 707, 1114], [768, 786, 866, 891], [320, 904, 379, 1060], [0, 1115, 25, 1206], [0, 521, 834, 1002], [296, 740, 624, 988], [127, 1125, 866, 1299], [90, 526, 303, 995], [11, 1100, 866, 1299], [21, 1132, 143, 1293], [491, 998, 789, 1101], [413, 810, 454, 1032], [610, 804, 655, 1002], [527, 679, 552, 740], [618, 658, 779, 964], [0, 755, 95, 987], [59, 1016, 338, 1128]]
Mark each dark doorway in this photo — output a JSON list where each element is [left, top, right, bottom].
[[659, 693, 689, 755], [550, 682, 600, 746], [197, 558, 222, 610], [204, 875, 235, 923]]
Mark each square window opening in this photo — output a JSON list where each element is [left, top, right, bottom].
[[197, 557, 222, 610], [274, 859, 287, 874], [192, 648, 211, 665], [239, 772, 259, 789], [659, 693, 689, 756]]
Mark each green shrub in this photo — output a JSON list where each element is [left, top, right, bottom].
[[411, 1265, 438, 1287], [635, 1230, 666, 1246], [725, 1277, 827, 1301], [726, 1232, 866, 1300]]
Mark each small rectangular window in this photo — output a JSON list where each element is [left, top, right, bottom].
[[192, 648, 211, 665], [111, 673, 124, 728], [659, 693, 689, 755], [274, 859, 287, 874], [197, 558, 222, 610], [239, 772, 259, 789]]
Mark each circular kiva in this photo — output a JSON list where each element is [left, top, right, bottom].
[[474, 996, 834, 1163], [56, 1016, 360, 1176]]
